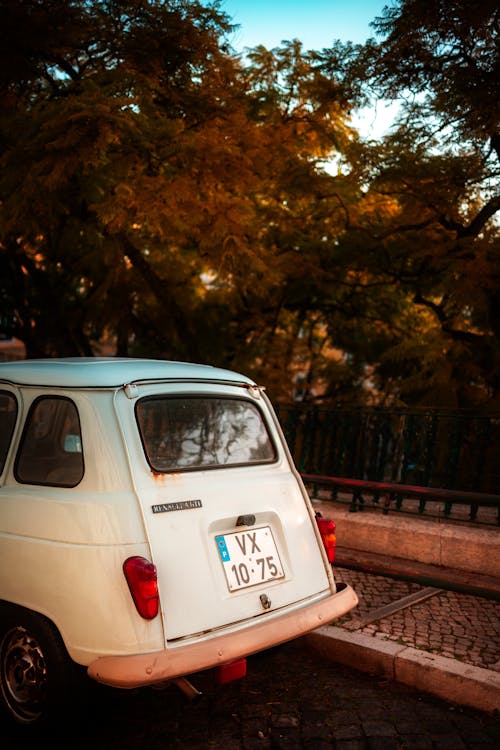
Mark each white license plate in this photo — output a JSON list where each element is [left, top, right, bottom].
[[215, 526, 284, 592]]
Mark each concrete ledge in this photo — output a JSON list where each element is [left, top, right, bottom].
[[304, 626, 500, 714], [312, 500, 500, 579], [440, 525, 500, 576]]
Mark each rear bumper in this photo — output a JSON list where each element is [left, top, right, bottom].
[[87, 582, 358, 688]]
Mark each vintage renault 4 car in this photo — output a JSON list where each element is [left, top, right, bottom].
[[0, 358, 357, 726]]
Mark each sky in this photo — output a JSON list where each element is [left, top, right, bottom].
[[221, 0, 390, 52], [220, 1, 398, 138]]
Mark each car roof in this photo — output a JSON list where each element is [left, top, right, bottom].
[[0, 358, 256, 388]]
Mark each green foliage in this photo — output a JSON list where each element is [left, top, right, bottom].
[[0, 0, 498, 409], [369, 0, 500, 151], [313, 0, 500, 408]]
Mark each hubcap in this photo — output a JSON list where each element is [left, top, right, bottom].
[[0, 626, 47, 723]]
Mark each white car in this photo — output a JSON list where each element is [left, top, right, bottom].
[[0, 358, 357, 726]]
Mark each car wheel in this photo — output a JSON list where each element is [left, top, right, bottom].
[[0, 604, 82, 726]]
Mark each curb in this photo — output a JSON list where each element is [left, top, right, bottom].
[[304, 625, 500, 715]]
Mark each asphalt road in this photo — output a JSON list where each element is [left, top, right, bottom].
[[3, 640, 499, 749]]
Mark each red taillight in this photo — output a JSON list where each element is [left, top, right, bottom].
[[123, 556, 159, 619], [315, 513, 336, 563]]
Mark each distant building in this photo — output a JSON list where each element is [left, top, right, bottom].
[[0, 338, 26, 361]]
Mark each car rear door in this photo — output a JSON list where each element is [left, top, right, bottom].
[[118, 382, 332, 643]]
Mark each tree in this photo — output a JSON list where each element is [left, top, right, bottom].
[[0, 0, 240, 357], [3, 1, 498, 409], [0, 3, 359, 401], [313, 0, 500, 408]]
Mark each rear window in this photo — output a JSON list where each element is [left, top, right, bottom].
[[0, 390, 17, 474], [136, 396, 276, 472]]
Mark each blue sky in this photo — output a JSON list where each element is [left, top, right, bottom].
[[220, 1, 397, 138], [221, 0, 390, 52]]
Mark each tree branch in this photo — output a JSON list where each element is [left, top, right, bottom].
[[119, 234, 201, 361]]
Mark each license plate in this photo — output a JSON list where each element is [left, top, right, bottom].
[[215, 526, 284, 592]]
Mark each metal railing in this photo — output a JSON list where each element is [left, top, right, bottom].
[[301, 473, 500, 526], [275, 404, 500, 495]]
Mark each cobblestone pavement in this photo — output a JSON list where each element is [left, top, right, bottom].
[[332, 567, 500, 672], [3, 640, 499, 750]]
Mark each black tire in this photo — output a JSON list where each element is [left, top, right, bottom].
[[0, 603, 85, 727]]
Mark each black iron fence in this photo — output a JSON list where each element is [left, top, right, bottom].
[[275, 404, 500, 495]]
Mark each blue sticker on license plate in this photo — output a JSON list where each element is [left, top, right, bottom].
[[215, 535, 230, 562]]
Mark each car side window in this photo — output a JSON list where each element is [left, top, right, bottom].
[[14, 396, 84, 487], [0, 390, 17, 474]]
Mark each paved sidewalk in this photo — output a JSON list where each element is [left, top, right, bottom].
[[334, 566, 500, 672], [306, 564, 500, 714]]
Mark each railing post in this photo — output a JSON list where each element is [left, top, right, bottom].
[[400, 413, 415, 498], [423, 412, 438, 488]]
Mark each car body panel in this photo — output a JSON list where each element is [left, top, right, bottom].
[[0, 358, 358, 683], [112, 382, 332, 642]]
